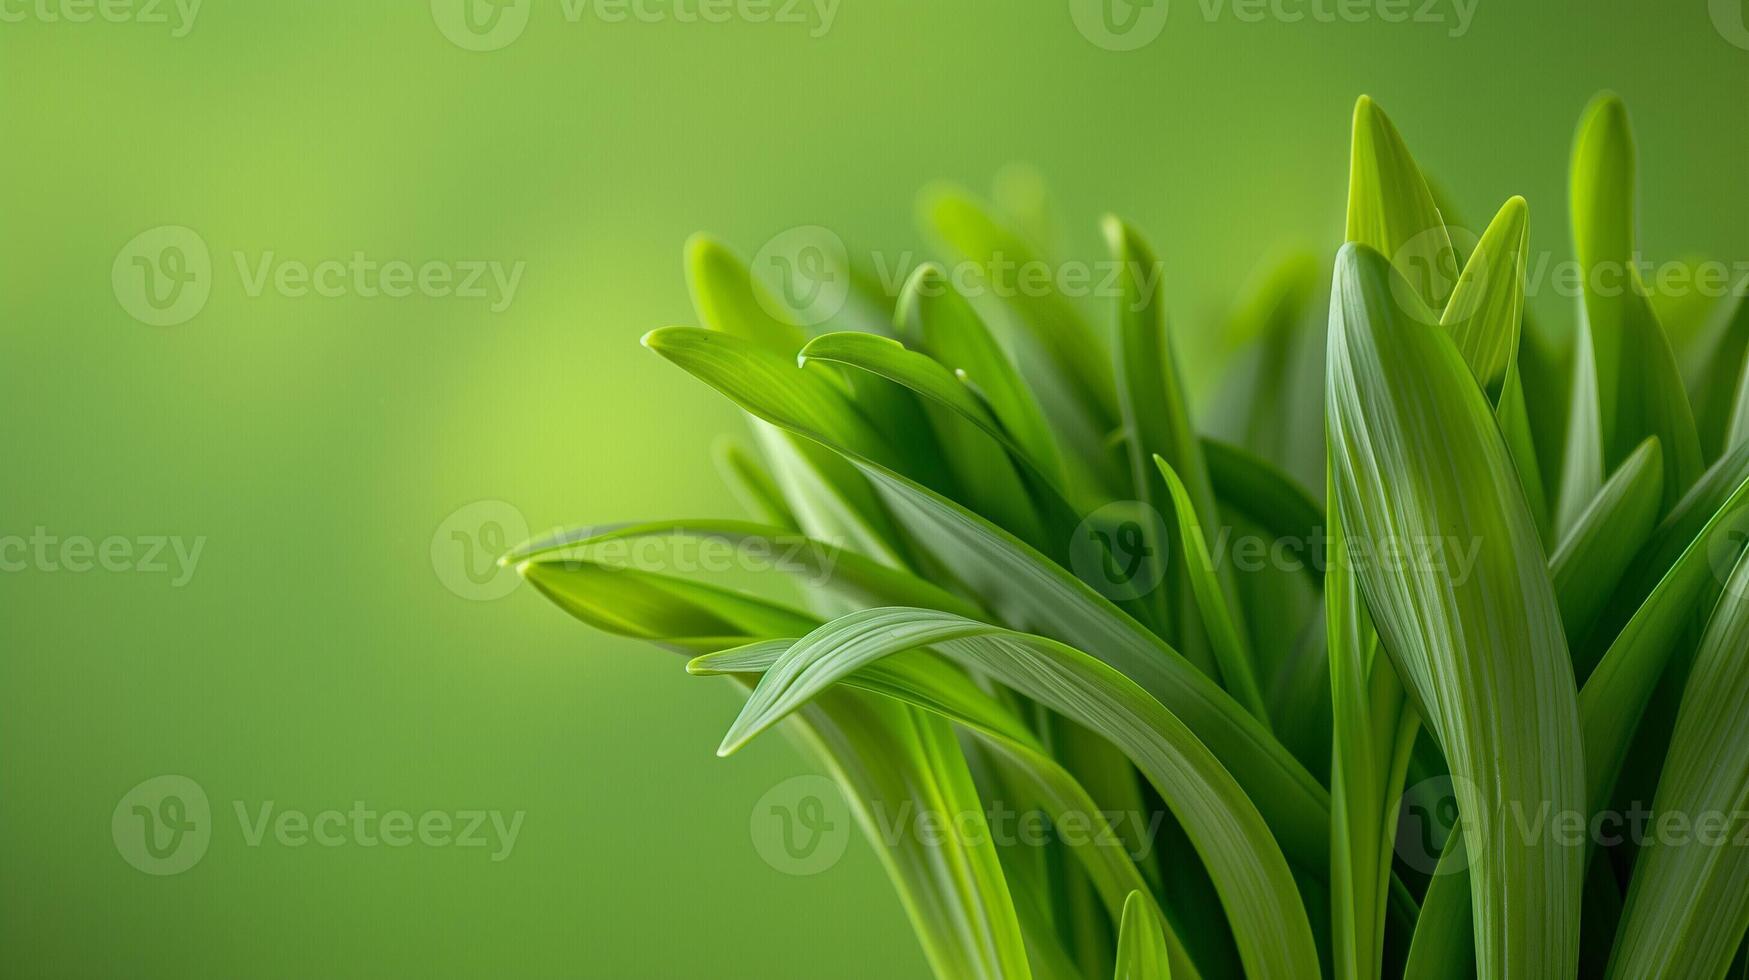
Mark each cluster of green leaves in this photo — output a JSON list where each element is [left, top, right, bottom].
[[510, 95, 1749, 978]]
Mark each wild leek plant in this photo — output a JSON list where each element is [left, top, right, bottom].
[[506, 94, 1749, 978]]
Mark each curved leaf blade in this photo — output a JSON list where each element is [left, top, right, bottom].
[[645, 319, 1334, 874], [1608, 551, 1749, 977], [1564, 94, 1703, 518], [1155, 457, 1269, 724], [1115, 891, 1173, 980], [1326, 243, 1585, 978], [719, 607, 1319, 978], [692, 643, 1205, 980]]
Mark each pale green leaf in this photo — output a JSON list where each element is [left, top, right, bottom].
[[1561, 94, 1703, 521], [1327, 243, 1585, 978], [1345, 96, 1453, 310], [685, 234, 808, 353], [1114, 891, 1172, 980]]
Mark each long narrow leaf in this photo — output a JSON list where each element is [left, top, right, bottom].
[[1327, 243, 1585, 978], [718, 607, 1320, 977]]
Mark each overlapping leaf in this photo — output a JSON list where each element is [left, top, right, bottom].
[[1326, 244, 1585, 978]]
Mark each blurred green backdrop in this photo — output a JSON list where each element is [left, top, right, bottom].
[[3, 0, 1748, 975]]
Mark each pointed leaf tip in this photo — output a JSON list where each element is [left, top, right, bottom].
[[1099, 213, 1126, 250], [717, 705, 773, 757]]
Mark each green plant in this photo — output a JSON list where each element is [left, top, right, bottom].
[[507, 94, 1749, 978]]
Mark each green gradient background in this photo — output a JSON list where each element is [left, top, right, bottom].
[[3, 1, 1748, 976]]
